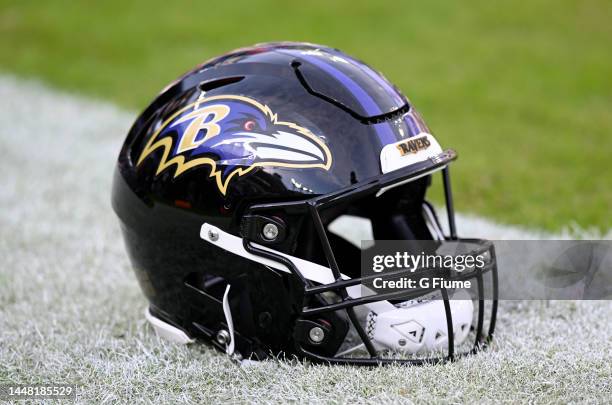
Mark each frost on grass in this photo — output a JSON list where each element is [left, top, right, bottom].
[[0, 76, 610, 403]]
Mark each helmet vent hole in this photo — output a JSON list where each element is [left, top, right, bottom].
[[199, 76, 244, 92]]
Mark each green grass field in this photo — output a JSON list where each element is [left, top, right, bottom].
[[1, 0, 610, 231]]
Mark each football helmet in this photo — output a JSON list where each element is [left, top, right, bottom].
[[112, 42, 498, 365]]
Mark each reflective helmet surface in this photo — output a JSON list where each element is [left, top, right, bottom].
[[112, 42, 497, 364]]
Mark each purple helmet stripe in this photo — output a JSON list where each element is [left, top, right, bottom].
[[284, 51, 383, 116], [404, 113, 420, 136], [280, 50, 397, 145], [371, 121, 402, 144], [360, 66, 405, 106], [335, 53, 405, 106]]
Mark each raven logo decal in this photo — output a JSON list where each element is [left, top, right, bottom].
[[136, 95, 332, 194]]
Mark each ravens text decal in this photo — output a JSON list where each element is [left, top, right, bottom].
[[395, 135, 431, 156], [136, 95, 332, 195]]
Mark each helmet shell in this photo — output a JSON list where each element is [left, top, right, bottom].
[[112, 42, 433, 357]]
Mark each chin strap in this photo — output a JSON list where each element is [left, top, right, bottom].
[[221, 285, 265, 367], [222, 284, 236, 356]]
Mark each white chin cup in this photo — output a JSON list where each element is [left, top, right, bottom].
[[367, 289, 473, 353]]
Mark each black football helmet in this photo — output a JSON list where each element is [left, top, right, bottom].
[[112, 42, 498, 365]]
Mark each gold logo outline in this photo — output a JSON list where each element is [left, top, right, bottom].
[[136, 95, 332, 195]]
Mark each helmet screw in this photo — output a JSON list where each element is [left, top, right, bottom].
[[262, 223, 279, 241], [308, 326, 325, 344], [398, 339, 407, 347], [208, 229, 219, 242], [216, 329, 230, 345]]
